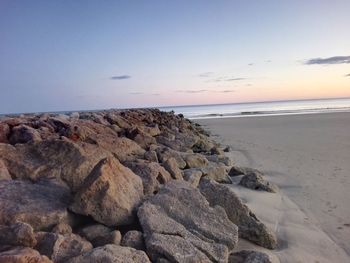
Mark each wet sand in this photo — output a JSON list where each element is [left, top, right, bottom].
[[198, 112, 350, 262]]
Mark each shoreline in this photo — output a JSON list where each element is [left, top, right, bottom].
[[198, 112, 350, 262]]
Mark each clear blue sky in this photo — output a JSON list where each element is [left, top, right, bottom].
[[1, 0, 349, 114]]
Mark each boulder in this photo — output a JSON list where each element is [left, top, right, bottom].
[[201, 162, 231, 183], [206, 154, 232, 166], [138, 180, 239, 262], [0, 247, 52, 263], [183, 168, 203, 187], [210, 146, 224, 156], [144, 150, 158, 163], [70, 157, 144, 226], [199, 178, 277, 249], [0, 123, 10, 143], [184, 153, 209, 168], [0, 179, 72, 231], [127, 127, 157, 149], [125, 160, 172, 195], [144, 124, 161, 137], [66, 244, 151, 263], [121, 230, 145, 251], [0, 139, 111, 192], [92, 135, 145, 163], [229, 166, 263, 177], [156, 147, 186, 169], [52, 223, 72, 235], [0, 222, 37, 247], [239, 174, 278, 193], [35, 232, 93, 263], [78, 224, 121, 247], [162, 157, 183, 180], [9, 124, 42, 144], [0, 159, 11, 180], [192, 138, 214, 153], [229, 250, 272, 263]]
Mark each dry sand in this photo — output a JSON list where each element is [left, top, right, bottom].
[[198, 112, 350, 263]]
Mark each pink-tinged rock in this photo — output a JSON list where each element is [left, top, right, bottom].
[[70, 157, 144, 226], [0, 247, 52, 263]]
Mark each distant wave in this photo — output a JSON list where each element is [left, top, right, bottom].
[[188, 106, 350, 119]]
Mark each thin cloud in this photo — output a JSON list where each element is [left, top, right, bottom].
[[176, 89, 208, 93], [248, 63, 254, 66], [110, 75, 131, 80], [305, 56, 350, 65], [198, 72, 213, 77], [219, 90, 235, 93], [129, 92, 143, 95], [225, 77, 245, 81], [265, 60, 272, 63], [345, 73, 350, 77], [151, 93, 160, 96], [208, 77, 246, 83]]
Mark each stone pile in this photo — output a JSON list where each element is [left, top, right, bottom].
[[0, 109, 277, 263]]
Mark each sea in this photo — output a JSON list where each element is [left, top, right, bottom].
[[159, 97, 350, 119]]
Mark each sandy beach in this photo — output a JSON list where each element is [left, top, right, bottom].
[[198, 112, 350, 263]]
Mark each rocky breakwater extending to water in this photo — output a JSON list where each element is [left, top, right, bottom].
[[0, 109, 279, 263]]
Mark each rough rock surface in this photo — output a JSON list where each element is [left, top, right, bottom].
[[52, 223, 72, 235], [229, 166, 263, 177], [66, 244, 151, 263], [199, 177, 277, 249], [9, 124, 42, 144], [70, 157, 144, 226], [0, 179, 72, 231], [0, 139, 112, 191], [162, 157, 183, 180], [229, 250, 272, 263], [35, 232, 93, 263], [0, 247, 52, 263], [125, 160, 172, 195], [0, 123, 10, 143], [0, 159, 11, 180], [239, 173, 278, 193], [121, 230, 145, 251], [78, 224, 121, 247], [184, 153, 209, 168], [0, 222, 37, 247], [156, 147, 187, 169], [138, 180, 239, 262], [200, 162, 231, 183], [183, 168, 203, 187]]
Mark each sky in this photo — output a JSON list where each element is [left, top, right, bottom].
[[0, 0, 349, 114]]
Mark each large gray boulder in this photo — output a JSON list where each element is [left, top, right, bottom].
[[66, 244, 151, 263], [156, 147, 187, 169], [138, 180, 239, 262], [200, 162, 231, 183], [0, 222, 37, 247], [70, 157, 144, 226], [199, 178, 277, 249], [0, 179, 72, 231]]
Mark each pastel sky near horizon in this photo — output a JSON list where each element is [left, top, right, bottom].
[[0, 0, 349, 114]]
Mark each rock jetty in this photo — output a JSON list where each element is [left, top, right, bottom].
[[0, 109, 276, 263]]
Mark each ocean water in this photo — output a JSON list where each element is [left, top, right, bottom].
[[160, 98, 350, 119]]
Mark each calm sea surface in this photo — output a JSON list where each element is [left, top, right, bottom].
[[159, 98, 350, 119]]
